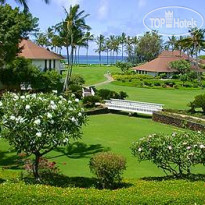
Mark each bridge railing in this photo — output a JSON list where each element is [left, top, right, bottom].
[[105, 99, 163, 115]]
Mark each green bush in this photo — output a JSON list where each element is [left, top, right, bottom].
[[82, 96, 101, 108], [131, 132, 205, 177], [70, 74, 85, 85], [188, 94, 205, 113], [97, 89, 128, 100], [116, 62, 132, 72], [89, 152, 126, 189]]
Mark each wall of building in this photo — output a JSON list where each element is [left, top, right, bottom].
[[32, 59, 61, 72]]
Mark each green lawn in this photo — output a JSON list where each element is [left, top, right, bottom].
[[71, 65, 120, 86], [1, 114, 204, 179], [99, 83, 205, 109]]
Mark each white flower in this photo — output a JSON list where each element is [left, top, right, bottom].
[[50, 104, 57, 110], [52, 90, 57, 94], [71, 94, 75, 97], [59, 101, 63, 104], [47, 113, 52, 119], [0, 101, 2, 107], [10, 115, 16, 120], [198, 131, 202, 134], [50, 120, 54, 124], [68, 100, 72, 104], [183, 142, 188, 145], [75, 98, 79, 103], [50, 101, 55, 105], [168, 146, 172, 150], [78, 112, 82, 117], [17, 116, 25, 123], [36, 132, 42, 137], [25, 105, 31, 110], [20, 96, 25, 100], [200, 145, 205, 149], [186, 146, 191, 150], [138, 148, 142, 152], [71, 117, 76, 122], [63, 138, 69, 143], [172, 132, 176, 137], [34, 119, 41, 125]]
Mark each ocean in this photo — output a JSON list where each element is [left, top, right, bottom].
[[63, 55, 127, 65]]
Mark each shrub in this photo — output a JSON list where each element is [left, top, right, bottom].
[[97, 89, 127, 100], [70, 74, 85, 85], [169, 60, 191, 74], [131, 132, 205, 177], [89, 152, 126, 189], [189, 94, 205, 113], [116, 62, 132, 72], [83, 96, 101, 108]]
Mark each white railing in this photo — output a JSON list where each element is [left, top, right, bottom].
[[105, 99, 163, 115]]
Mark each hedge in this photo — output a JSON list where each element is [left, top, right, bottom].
[[0, 179, 205, 204], [153, 111, 205, 131]]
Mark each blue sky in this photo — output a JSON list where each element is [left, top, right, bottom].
[[7, 0, 205, 55]]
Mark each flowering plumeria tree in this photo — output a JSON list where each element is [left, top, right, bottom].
[[0, 92, 86, 180], [131, 132, 205, 177]]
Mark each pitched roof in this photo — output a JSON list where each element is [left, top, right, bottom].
[[132, 50, 204, 73], [18, 39, 64, 60]]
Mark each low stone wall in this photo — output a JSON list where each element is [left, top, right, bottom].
[[86, 108, 110, 115], [153, 111, 205, 131]]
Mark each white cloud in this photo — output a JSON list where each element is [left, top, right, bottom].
[[55, 0, 81, 9], [98, 0, 109, 20], [138, 0, 146, 8]]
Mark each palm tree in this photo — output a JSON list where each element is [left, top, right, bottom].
[[0, 0, 50, 11], [112, 36, 121, 63], [84, 32, 94, 65], [120, 32, 126, 61], [95, 34, 105, 66], [56, 5, 90, 91], [178, 28, 205, 83], [165, 35, 177, 52]]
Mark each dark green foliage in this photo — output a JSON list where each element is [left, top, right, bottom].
[[97, 89, 128, 100], [0, 4, 38, 67], [32, 70, 63, 92], [82, 96, 101, 108], [189, 94, 205, 114], [0, 57, 40, 90], [89, 152, 126, 189], [70, 74, 85, 85]]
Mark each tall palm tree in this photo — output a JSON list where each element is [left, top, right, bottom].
[[120, 32, 126, 61], [95, 34, 105, 66], [0, 0, 50, 11], [84, 32, 94, 65], [56, 5, 90, 91], [165, 35, 177, 52]]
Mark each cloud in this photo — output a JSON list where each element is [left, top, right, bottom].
[[98, 0, 109, 20], [138, 0, 146, 8], [55, 0, 81, 9]]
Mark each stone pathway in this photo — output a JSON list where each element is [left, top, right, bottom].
[[91, 74, 114, 87]]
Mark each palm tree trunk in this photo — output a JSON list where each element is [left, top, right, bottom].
[[86, 46, 89, 65], [107, 49, 109, 65], [33, 152, 41, 181], [122, 44, 124, 61]]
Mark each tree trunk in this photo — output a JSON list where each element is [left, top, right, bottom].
[[122, 44, 124, 61], [86, 45, 89, 65], [33, 153, 41, 181]]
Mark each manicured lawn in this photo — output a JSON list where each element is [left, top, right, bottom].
[[71, 65, 120, 86], [1, 114, 204, 179], [99, 83, 205, 109]]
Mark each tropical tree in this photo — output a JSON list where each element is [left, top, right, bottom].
[[0, 0, 49, 11], [56, 4, 90, 91], [120, 32, 126, 61], [35, 32, 50, 48], [95, 34, 105, 66], [165, 35, 177, 52], [84, 32, 94, 64], [0, 4, 38, 68]]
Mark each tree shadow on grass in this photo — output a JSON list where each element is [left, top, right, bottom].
[[24, 174, 133, 189], [48, 142, 110, 160], [109, 110, 152, 119], [0, 150, 21, 170], [142, 174, 205, 182]]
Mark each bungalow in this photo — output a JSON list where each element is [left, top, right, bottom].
[[19, 39, 64, 73], [132, 50, 205, 77]]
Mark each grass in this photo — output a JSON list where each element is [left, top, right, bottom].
[[71, 65, 120, 86], [1, 114, 205, 179], [98, 83, 205, 109]]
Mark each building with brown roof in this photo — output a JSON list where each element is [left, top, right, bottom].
[[19, 39, 64, 72], [132, 50, 204, 77]]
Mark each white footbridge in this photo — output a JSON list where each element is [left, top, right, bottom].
[[105, 99, 163, 115]]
